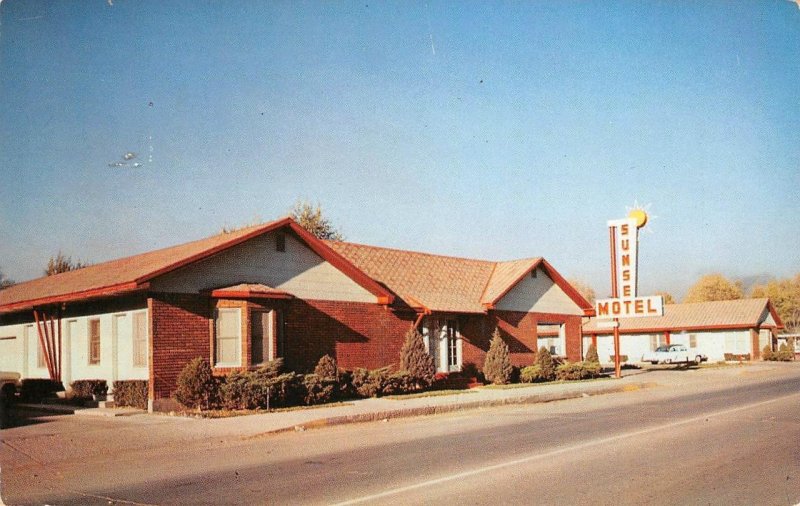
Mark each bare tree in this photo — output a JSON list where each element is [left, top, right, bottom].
[[0, 268, 14, 289], [289, 200, 344, 241], [45, 252, 90, 276]]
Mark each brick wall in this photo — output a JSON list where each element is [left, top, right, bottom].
[[461, 310, 583, 368], [148, 293, 211, 404], [284, 299, 415, 372]]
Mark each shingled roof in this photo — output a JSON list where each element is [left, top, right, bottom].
[[326, 241, 591, 314], [0, 217, 393, 313], [582, 298, 783, 334], [0, 217, 591, 316]]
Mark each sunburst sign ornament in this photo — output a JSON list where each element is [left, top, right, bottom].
[[594, 203, 665, 378]]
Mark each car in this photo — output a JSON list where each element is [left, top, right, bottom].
[[0, 371, 21, 400], [641, 344, 707, 365]]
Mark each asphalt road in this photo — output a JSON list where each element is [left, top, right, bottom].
[[3, 369, 800, 505]]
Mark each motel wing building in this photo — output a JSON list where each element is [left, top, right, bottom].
[[0, 217, 591, 410], [582, 298, 784, 363]]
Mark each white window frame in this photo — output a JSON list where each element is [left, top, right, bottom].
[[215, 308, 242, 367]]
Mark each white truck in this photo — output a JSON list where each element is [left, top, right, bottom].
[[642, 344, 707, 365]]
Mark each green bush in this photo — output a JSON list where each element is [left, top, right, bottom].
[[313, 355, 338, 380], [70, 379, 108, 399], [20, 379, 64, 402], [113, 380, 148, 409], [174, 358, 218, 410], [399, 326, 435, 389], [762, 345, 774, 361], [337, 369, 356, 399], [585, 343, 600, 364], [520, 365, 545, 383], [381, 371, 415, 396], [484, 328, 513, 385], [219, 369, 305, 410], [536, 346, 556, 381], [303, 374, 337, 405], [776, 342, 794, 361], [555, 361, 602, 381], [351, 367, 392, 398]]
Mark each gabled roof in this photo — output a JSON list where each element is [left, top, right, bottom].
[[0, 217, 393, 313], [327, 241, 592, 314], [582, 298, 784, 334], [0, 216, 590, 316]]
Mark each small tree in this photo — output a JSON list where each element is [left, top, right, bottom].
[[762, 345, 774, 361], [174, 358, 217, 410], [399, 326, 435, 389], [314, 354, 338, 380], [483, 328, 513, 385], [0, 268, 13, 289], [290, 200, 344, 241], [585, 343, 600, 364], [537, 346, 556, 381], [44, 251, 90, 276]]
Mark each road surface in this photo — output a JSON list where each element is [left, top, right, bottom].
[[2, 367, 799, 505]]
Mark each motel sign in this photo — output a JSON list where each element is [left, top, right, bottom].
[[596, 208, 664, 377]]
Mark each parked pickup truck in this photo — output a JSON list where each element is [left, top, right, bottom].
[[0, 371, 21, 399], [642, 344, 708, 365]]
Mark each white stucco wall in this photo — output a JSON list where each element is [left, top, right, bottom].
[[150, 231, 376, 303], [0, 308, 149, 391], [494, 269, 584, 315], [592, 329, 754, 363]]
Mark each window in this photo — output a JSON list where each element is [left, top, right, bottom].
[[447, 320, 458, 368], [89, 319, 101, 365], [133, 312, 148, 368], [36, 327, 46, 368], [215, 308, 241, 366], [250, 310, 275, 365], [276, 231, 286, 252], [689, 334, 697, 348]]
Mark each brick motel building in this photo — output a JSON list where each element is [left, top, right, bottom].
[[0, 217, 592, 411]]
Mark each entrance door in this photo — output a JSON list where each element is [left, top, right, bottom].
[[445, 320, 459, 372]]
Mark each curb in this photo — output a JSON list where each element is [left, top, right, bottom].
[[247, 381, 656, 438]]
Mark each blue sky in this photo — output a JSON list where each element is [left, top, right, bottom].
[[1, 0, 798, 299]]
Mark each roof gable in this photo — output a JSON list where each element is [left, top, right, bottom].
[[0, 218, 393, 313]]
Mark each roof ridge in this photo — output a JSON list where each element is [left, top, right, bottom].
[[328, 240, 538, 265]]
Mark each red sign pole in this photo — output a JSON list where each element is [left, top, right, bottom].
[[609, 226, 621, 379]]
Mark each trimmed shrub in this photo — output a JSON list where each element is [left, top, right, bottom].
[[113, 380, 148, 409], [70, 379, 108, 399], [399, 326, 435, 389], [337, 369, 356, 399], [303, 374, 337, 405], [484, 329, 513, 385], [776, 342, 794, 361], [174, 358, 218, 410], [20, 379, 64, 402], [313, 355, 338, 380], [381, 372, 415, 396], [555, 361, 602, 381], [585, 343, 600, 364], [520, 365, 544, 383], [536, 346, 556, 381], [762, 345, 774, 361], [351, 367, 391, 398], [219, 370, 304, 410]]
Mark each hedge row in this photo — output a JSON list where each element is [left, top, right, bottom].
[[173, 357, 423, 411]]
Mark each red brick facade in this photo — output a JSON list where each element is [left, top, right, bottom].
[[148, 293, 211, 405], [460, 310, 583, 368], [146, 292, 583, 408]]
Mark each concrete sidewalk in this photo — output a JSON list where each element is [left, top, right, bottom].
[[186, 369, 657, 439]]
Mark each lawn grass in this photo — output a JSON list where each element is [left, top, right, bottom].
[[177, 400, 357, 418]]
